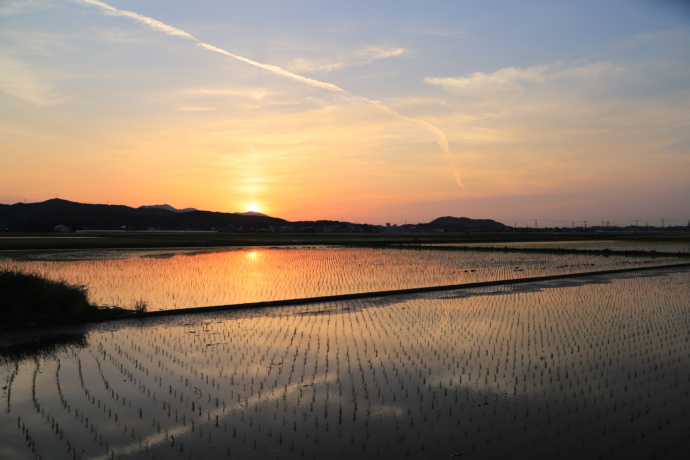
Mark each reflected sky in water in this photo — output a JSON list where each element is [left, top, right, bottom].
[[0, 247, 681, 310], [1, 268, 689, 459]]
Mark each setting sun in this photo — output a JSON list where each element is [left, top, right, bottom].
[[1, 0, 688, 226]]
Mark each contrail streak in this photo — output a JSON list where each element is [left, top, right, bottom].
[[75, 0, 463, 188], [197, 43, 345, 93], [77, 0, 345, 92], [77, 0, 196, 40]]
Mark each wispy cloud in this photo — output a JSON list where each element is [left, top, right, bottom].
[[176, 87, 285, 111], [0, 21, 153, 105], [358, 46, 405, 61], [98, 27, 147, 44], [74, 0, 459, 185], [419, 52, 690, 202], [0, 27, 75, 55], [75, 0, 344, 92], [0, 54, 65, 105], [613, 28, 687, 52], [181, 87, 276, 101], [426, 61, 621, 94], [287, 58, 345, 73], [287, 46, 405, 74], [0, 0, 41, 18]]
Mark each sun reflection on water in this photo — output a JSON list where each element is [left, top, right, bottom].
[[0, 247, 681, 311]]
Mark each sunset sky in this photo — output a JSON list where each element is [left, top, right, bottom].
[[1, 0, 689, 226]]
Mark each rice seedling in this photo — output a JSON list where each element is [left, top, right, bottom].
[[0, 247, 683, 311], [1, 259, 689, 458]]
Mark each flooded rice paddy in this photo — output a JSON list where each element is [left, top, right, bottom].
[[1, 267, 689, 459], [0, 247, 683, 310], [421, 239, 690, 253]]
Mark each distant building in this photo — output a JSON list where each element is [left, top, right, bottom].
[[53, 224, 71, 233]]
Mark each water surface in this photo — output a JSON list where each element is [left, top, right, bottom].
[[421, 239, 690, 253], [0, 247, 681, 310], [2, 267, 688, 459]]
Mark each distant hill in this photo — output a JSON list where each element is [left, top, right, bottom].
[[0, 199, 510, 233], [0, 199, 286, 232], [419, 216, 508, 232], [138, 204, 198, 213], [235, 211, 269, 217]]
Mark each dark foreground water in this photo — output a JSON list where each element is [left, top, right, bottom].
[[1, 267, 689, 459]]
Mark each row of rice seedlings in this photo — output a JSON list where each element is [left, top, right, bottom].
[[2, 355, 114, 459], [1, 269, 688, 458], [440, 240, 690, 253], [0, 248, 680, 310]]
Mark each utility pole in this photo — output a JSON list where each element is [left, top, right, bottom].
[[583, 220, 587, 229], [534, 219, 538, 228]]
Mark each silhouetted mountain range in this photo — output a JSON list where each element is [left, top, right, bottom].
[[420, 216, 507, 232], [138, 204, 198, 213], [0, 199, 508, 232], [235, 211, 270, 217], [0, 199, 286, 232]]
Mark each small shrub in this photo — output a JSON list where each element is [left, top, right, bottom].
[[133, 299, 148, 314]]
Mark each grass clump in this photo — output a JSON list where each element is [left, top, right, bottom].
[[133, 299, 148, 314], [0, 270, 100, 327]]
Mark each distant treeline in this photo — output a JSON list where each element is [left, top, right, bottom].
[[0, 199, 507, 233]]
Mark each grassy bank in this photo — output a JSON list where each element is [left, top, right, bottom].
[[0, 270, 129, 329]]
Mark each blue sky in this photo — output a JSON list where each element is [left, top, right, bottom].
[[1, 0, 689, 225]]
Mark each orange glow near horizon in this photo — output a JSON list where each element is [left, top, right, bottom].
[[1, 1, 688, 226]]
